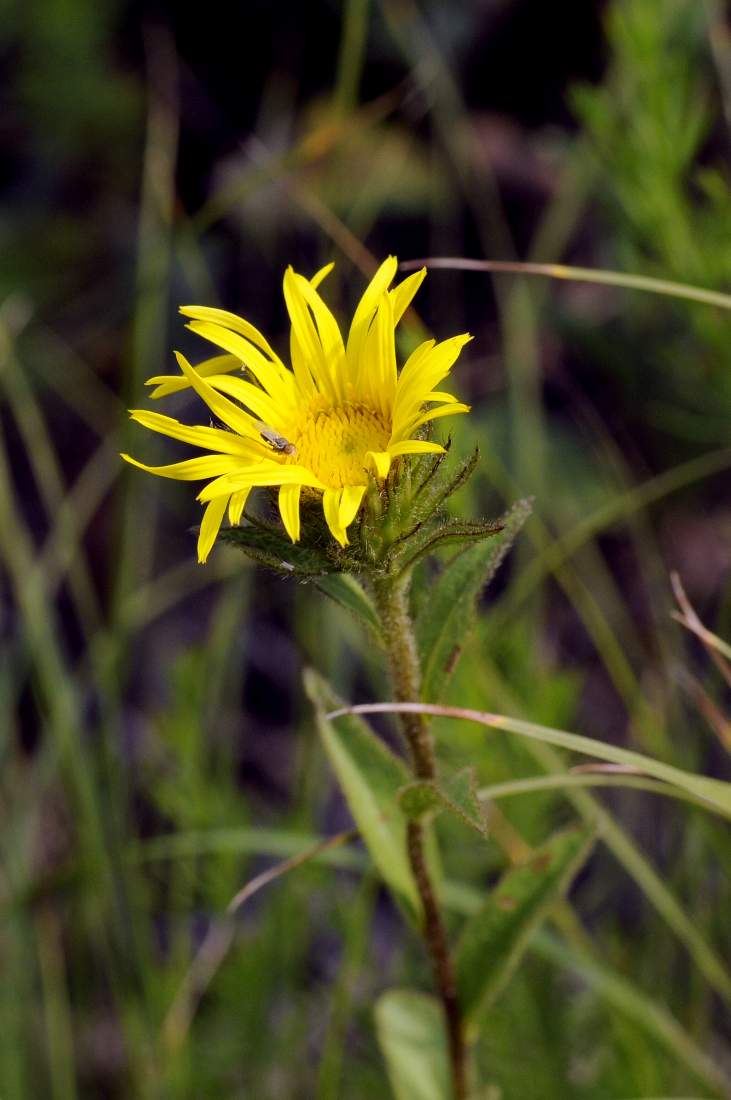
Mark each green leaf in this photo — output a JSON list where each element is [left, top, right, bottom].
[[304, 669, 420, 921], [375, 990, 452, 1100], [217, 523, 337, 576], [314, 573, 382, 638], [398, 782, 442, 819], [416, 499, 532, 702], [408, 444, 480, 528], [399, 768, 488, 836], [395, 518, 505, 576], [455, 826, 595, 1028]]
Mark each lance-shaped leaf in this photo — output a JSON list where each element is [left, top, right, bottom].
[[416, 498, 532, 702], [455, 826, 595, 1029], [378, 445, 481, 570], [375, 990, 451, 1100], [314, 573, 383, 638], [394, 518, 505, 577], [218, 523, 338, 576], [399, 767, 488, 836], [304, 669, 420, 922], [406, 444, 480, 530]]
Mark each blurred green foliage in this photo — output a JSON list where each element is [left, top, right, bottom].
[[572, 0, 731, 442], [1, 0, 730, 1097]]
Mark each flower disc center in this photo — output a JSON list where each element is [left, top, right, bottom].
[[290, 402, 390, 488]]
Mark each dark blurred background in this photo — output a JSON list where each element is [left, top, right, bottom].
[[2, 1, 731, 1098]]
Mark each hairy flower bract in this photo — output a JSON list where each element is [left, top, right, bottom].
[[122, 257, 471, 562]]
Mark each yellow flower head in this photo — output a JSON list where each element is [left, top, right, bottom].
[[122, 257, 471, 562]]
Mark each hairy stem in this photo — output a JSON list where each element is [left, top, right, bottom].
[[372, 574, 468, 1100]]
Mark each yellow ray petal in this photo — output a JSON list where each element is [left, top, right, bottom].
[[197, 463, 325, 502], [121, 453, 245, 480], [322, 487, 348, 546], [228, 488, 250, 525], [311, 262, 334, 289], [283, 267, 338, 401], [346, 256, 398, 381], [390, 267, 426, 325], [146, 353, 239, 398], [289, 324, 317, 397], [366, 450, 392, 479], [425, 390, 460, 403], [396, 333, 472, 401], [129, 409, 267, 458], [393, 337, 434, 387], [339, 484, 365, 529], [393, 402, 471, 442], [173, 352, 261, 441], [285, 264, 334, 398], [206, 375, 284, 430], [357, 289, 396, 414], [185, 320, 295, 407], [278, 483, 302, 542], [179, 305, 284, 368], [291, 271, 346, 397], [388, 440, 446, 458], [392, 334, 472, 432], [197, 495, 229, 563]]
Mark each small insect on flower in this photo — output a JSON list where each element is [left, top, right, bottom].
[[255, 420, 297, 456], [121, 257, 472, 562]]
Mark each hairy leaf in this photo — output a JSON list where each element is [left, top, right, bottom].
[[375, 990, 451, 1100], [416, 499, 532, 702], [395, 518, 505, 576], [409, 444, 480, 527], [304, 669, 420, 922], [399, 767, 488, 836], [218, 523, 337, 576], [314, 573, 383, 638], [455, 826, 595, 1028]]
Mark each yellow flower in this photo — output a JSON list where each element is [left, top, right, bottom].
[[122, 257, 471, 562]]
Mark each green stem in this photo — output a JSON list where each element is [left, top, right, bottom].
[[372, 574, 468, 1100]]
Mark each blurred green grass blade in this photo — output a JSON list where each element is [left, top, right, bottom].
[[0, 336, 101, 639], [35, 908, 78, 1100], [317, 876, 378, 1100], [524, 737, 731, 1009], [113, 26, 179, 609], [304, 669, 421, 921], [336, 703, 731, 820], [333, 0, 369, 114], [532, 932, 731, 1099], [0, 422, 100, 845], [477, 772, 716, 810], [472, 446, 657, 733], [499, 446, 731, 619], [455, 827, 595, 1029], [36, 436, 122, 609], [374, 990, 451, 1100], [120, 556, 240, 632], [402, 257, 731, 312], [129, 825, 367, 868], [466, 609, 731, 1004]]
